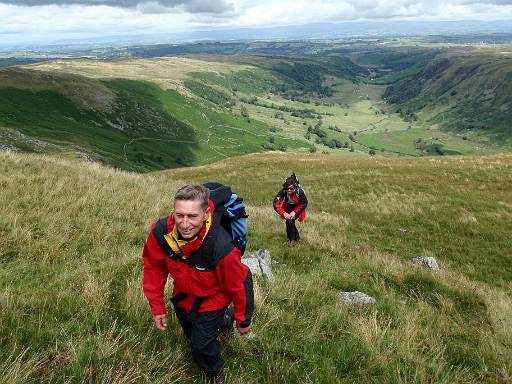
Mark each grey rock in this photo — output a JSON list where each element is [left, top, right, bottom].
[[337, 291, 376, 304], [0, 144, 19, 152], [242, 249, 273, 281], [241, 257, 261, 275], [412, 256, 440, 271]]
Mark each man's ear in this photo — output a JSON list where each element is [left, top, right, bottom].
[[203, 206, 210, 221]]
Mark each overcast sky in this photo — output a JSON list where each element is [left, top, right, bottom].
[[1, 0, 512, 46]]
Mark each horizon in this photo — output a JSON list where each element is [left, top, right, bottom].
[[1, 0, 512, 48], [1, 19, 512, 51]]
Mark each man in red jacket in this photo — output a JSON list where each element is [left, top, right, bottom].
[[142, 184, 253, 384]]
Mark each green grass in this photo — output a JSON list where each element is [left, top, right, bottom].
[[1, 151, 511, 383], [184, 78, 236, 107], [354, 125, 494, 156]]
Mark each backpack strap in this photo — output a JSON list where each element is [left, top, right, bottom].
[[170, 293, 204, 322], [188, 297, 205, 322], [151, 216, 180, 260], [170, 292, 188, 305], [188, 210, 234, 270], [187, 210, 222, 270]]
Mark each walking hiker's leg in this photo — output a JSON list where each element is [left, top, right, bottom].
[[286, 219, 299, 242], [292, 219, 300, 241], [190, 309, 226, 376], [285, 219, 294, 241], [173, 305, 193, 340]]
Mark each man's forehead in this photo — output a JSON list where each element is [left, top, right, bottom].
[[174, 199, 206, 213]]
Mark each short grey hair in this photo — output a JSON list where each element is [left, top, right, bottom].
[[174, 184, 210, 210]]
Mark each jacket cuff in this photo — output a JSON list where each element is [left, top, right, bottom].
[[151, 302, 166, 317]]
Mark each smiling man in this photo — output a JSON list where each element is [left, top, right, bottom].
[[142, 184, 253, 384]]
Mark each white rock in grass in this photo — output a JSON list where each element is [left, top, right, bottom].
[[242, 249, 273, 281], [412, 256, 440, 271], [242, 257, 262, 275], [337, 291, 376, 304], [257, 249, 273, 280]]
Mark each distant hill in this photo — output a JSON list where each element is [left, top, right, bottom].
[[0, 58, 49, 68], [0, 67, 199, 170], [381, 48, 512, 141]]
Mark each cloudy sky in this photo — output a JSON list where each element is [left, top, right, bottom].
[[1, 0, 512, 46]]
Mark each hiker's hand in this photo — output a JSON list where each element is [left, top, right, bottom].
[[153, 315, 168, 331], [288, 212, 296, 219], [237, 321, 253, 335]]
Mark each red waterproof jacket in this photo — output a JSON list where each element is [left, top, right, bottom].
[[273, 187, 308, 222], [142, 200, 253, 328]]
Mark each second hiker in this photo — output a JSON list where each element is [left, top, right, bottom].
[[273, 173, 308, 245]]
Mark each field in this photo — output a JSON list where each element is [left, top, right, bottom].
[[1, 150, 511, 383]]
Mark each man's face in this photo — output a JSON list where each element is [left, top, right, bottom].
[[174, 199, 209, 240]]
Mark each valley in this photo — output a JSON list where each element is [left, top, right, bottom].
[[1, 39, 510, 171]]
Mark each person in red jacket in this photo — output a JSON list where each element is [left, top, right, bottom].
[[142, 184, 253, 384], [273, 175, 308, 245]]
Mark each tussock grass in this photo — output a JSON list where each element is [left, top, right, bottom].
[[1, 151, 511, 382]]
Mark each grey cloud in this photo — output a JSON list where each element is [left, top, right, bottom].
[[183, 0, 233, 13], [0, 0, 234, 13]]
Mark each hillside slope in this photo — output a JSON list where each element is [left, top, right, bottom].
[[0, 65, 299, 171], [1, 151, 511, 383], [0, 68, 200, 170], [0, 55, 371, 171], [382, 47, 512, 142]]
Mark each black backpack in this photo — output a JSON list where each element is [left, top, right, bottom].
[[204, 182, 248, 255]]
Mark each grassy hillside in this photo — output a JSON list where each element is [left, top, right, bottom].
[[0, 64, 307, 171], [1, 55, 377, 170], [0, 68, 203, 170], [381, 47, 512, 142], [1, 151, 511, 383]]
